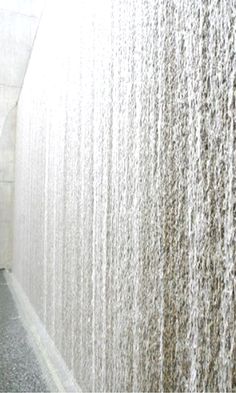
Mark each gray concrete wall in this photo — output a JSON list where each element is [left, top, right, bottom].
[[13, 0, 235, 392], [0, 1, 44, 268], [0, 107, 16, 268]]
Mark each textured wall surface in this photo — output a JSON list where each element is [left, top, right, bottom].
[[0, 107, 16, 268], [13, 0, 235, 392]]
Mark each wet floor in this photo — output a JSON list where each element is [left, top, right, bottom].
[[0, 270, 50, 393]]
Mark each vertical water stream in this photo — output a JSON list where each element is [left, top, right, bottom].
[[13, 0, 235, 391]]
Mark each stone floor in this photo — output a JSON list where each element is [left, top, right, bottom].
[[0, 270, 51, 393]]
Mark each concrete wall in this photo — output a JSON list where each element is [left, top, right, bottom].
[[0, 0, 44, 268], [0, 107, 16, 268], [13, 0, 235, 392]]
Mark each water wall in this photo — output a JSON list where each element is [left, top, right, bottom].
[[13, 0, 235, 391]]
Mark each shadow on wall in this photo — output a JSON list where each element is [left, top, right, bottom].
[[0, 106, 16, 269]]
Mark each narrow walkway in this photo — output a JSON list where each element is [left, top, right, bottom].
[[0, 270, 51, 393]]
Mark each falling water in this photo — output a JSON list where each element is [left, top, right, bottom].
[[13, 0, 235, 392]]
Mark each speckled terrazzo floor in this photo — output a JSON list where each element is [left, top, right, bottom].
[[0, 270, 50, 393]]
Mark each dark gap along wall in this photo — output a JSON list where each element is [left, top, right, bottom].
[[13, 0, 235, 392]]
